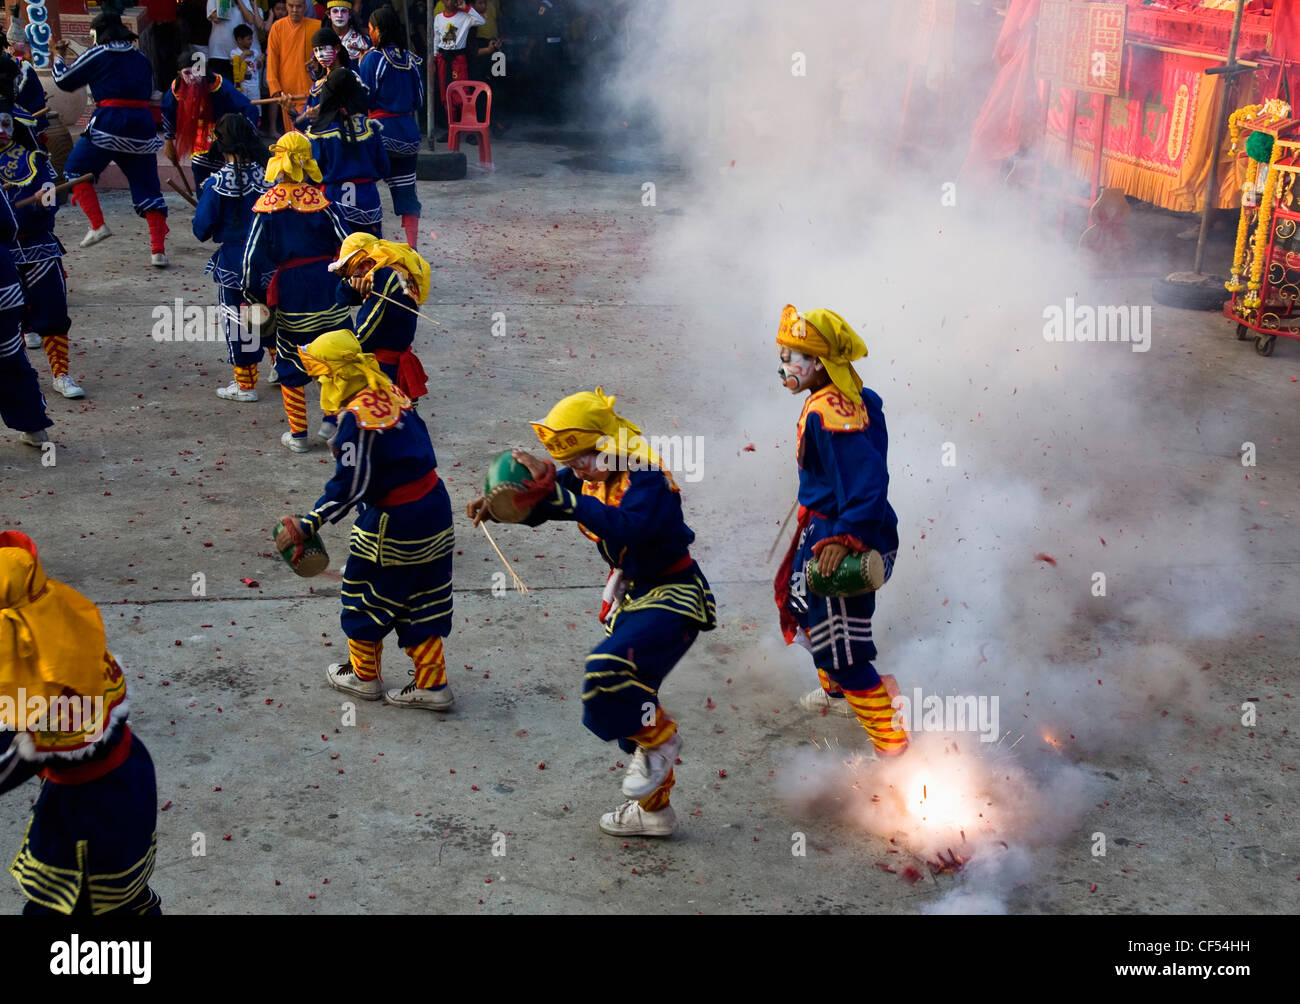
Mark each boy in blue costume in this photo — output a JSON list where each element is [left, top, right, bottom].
[[193, 113, 273, 403], [309, 67, 389, 239], [52, 13, 169, 266], [241, 132, 350, 452], [467, 388, 716, 838], [275, 329, 456, 711], [359, 6, 423, 247], [772, 304, 908, 756]]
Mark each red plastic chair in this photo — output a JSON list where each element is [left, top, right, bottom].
[[446, 80, 493, 169]]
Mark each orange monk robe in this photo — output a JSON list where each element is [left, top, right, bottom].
[[266, 15, 321, 127]]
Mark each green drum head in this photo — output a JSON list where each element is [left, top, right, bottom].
[[484, 450, 531, 494], [277, 529, 330, 578], [805, 550, 885, 598]]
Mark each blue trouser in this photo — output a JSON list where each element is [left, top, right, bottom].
[[583, 606, 700, 750], [18, 258, 70, 337], [384, 152, 421, 217], [0, 307, 50, 432], [218, 284, 263, 367], [64, 138, 166, 217]]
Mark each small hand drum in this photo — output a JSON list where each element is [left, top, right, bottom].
[[806, 550, 886, 598], [483, 451, 534, 523], [275, 520, 330, 578]]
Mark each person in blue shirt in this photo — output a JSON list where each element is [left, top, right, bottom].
[[193, 113, 273, 404], [308, 67, 388, 238], [161, 52, 258, 189], [275, 328, 457, 711], [772, 304, 908, 757], [241, 131, 350, 452], [467, 388, 716, 839], [51, 13, 169, 266], [359, 6, 423, 247]]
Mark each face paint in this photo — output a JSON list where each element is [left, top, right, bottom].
[[329, 8, 349, 27], [313, 46, 338, 66], [567, 452, 607, 483], [778, 347, 821, 392], [0, 113, 13, 144]]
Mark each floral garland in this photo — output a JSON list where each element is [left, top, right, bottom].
[[1227, 104, 1266, 292], [1244, 137, 1286, 310]]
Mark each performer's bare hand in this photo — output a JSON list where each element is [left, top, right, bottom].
[[275, 516, 306, 552], [466, 496, 492, 526], [816, 542, 850, 578], [349, 273, 373, 298], [305, 105, 320, 121], [511, 449, 549, 480], [53, 38, 70, 55]]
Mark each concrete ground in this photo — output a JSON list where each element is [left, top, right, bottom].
[[0, 126, 1295, 915]]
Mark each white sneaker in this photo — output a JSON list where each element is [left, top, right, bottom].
[[51, 374, 85, 399], [324, 662, 383, 700], [799, 687, 854, 717], [216, 381, 258, 402], [19, 429, 49, 448], [621, 731, 682, 799], [384, 679, 454, 711], [317, 419, 337, 442], [599, 800, 677, 838], [151, 253, 168, 267], [281, 431, 312, 453], [265, 365, 280, 385], [23, 332, 40, 349], [80, 224, 112, 248]]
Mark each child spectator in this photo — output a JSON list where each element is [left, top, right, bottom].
[[231, 24, 263, 125]]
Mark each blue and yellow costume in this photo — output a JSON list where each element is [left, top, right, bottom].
[[0, 166, 49, 438], [52, 18, 168, 256], [521, 390, 715, 821], [0, 136, 75, 388], [309, 112, 390, 238], [773, 305, 907, 755], [293, 330, 455, 699], [0, 532, 161, 916], [194, 158, 272, 391], [241, 134, 350, 443], [161, 72, 257, 187], [14, 59, 48, 141], [359, 44, 424, 236], [331, 232, 428, 401]]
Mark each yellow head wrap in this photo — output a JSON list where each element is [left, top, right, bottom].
[[265, 132, 323, 185], [775, 304, 867, 401], [0, 533, 125, 752], [331, 233, 432, 306], [300, 328, 403, 415], [531, 387, 661, 471]]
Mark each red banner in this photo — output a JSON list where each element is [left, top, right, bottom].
[[1035, 0, 1127, 97]]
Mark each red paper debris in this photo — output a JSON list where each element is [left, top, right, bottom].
[[241, 578, 259, 587], [1034, 553, 1057, 567]]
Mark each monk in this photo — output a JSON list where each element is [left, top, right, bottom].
[[266, 0, 320, 133]]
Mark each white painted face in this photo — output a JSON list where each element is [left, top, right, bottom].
[[778, 347, 822, 393], [313, 45, 338, 66], [566, 451, 608, 483], [329, 8, 350, 27], [0, 113, 13, 144]]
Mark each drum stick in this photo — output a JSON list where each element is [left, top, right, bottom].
[[480, 523, 528, 593], [167, 178, 198, 207], [12, 173, 93, 207], [251, 94, 308, 105], [765, 499, 799, 563], [370, 289, 442, 326]]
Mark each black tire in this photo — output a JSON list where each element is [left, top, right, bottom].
[[416, 151, 468, 182], [1255, 334, 1276, 356], [1236, 323, 1251, 340], [1152, 273, 1229, 311]]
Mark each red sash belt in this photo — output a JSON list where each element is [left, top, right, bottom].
[[267, 254, 332, 306], [39, 727, 132, 786], [663, 554, 693, 576], [341, 177, 375, 185], [368, 110, 405, 119], [97, 99, 150, 108], [379, 468, 439, 507], [373, 347, 428, 400]]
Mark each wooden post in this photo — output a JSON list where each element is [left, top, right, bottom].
[[1194, 0, 1247, 275]]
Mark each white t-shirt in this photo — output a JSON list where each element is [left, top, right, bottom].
[[230, 46, 263, 102], [434, 8, 485, 52], [207, 0, 247, 61]]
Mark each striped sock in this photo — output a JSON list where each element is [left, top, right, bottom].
[[405, 636, 447, 689], [842, 681, 909, 756], [816, 666, 844, 697], [630, 706, 677, 749], [281, 384, 308, 435], [234, 364, 257, 390], [42, 334, 69, 378], [638, 768, 674, 812], [347, 638, 382, 681]]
